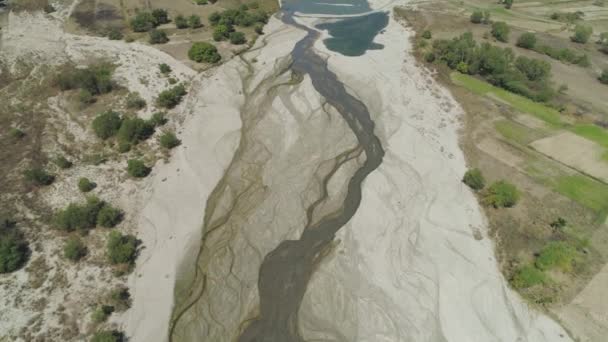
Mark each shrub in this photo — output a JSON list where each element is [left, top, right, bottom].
[[504, 0, 513, 9], [229, 31, 246, 45], [92, 111, 122, 140], [156, 84, 187, 108], [491, 21, 510, 42], [64, 237, 87, 261], [462, 168, 485, 190], [599, 69, 608, 85], [470, 10, 483, 24], [125, 92, 146, 109], [188, 15, 202, 29], [24, 168, 55, 186], [150, 112, 168, 126], [174, 15, 188, 29], [78, 177, 97, 193], [571, 24, 592, 43], [535, 241, 577, 272], [96, 205, 123, 228], [91, 330, 124, 342], [109, 287, 132, 311], [56, 64, 114, 95], [108, 29, 123, 40], [516, 32, 536, 49], [550, 217, 567, 229], [130, 12, 156, 32], [254, 23, 264, 35], [209, 12, 221, 25], [53, 197, 105, 231], [44, 4, 55, 13], [54, 156, 73, 169], [151, 9, 169, 25], [9, 127, 25, 139], [107, 230, 138, 265], [0, 218, 28, 274], [195, 0, 208, 4], [159, 63, 172, 75], [117, 116, 155, 149], [92, 305, 114, 323], [159, 131, 181, 149], [422, 30, 432, 39], [127, 159, 151, 178], [149, 29, 169, 44], [511, 265, 545, 288], [483, 180, 519, 208], [515, 56, 550, 81], [188, 42, 221, 63], [213, 24, 230, 41]]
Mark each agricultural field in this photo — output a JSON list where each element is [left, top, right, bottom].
[[398, 1, 608, 340]]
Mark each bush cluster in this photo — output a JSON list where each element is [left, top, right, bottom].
[[78, 177, 97, 192], [92, 305, 114, 323], [64, 236, 87, 261], [156, 84, 187, 108], [600, 70, 608, 85], [483, 180, 519, 208], [209, 6, 268, 28], [532, 44, 589, 67], [462, 168, 485, 191], [92, 111, 122, 140], [92, 111, 164, 151], [188, 42, 221, 64], [470, 10, 490, 24], [149, 29, 169, 44], [159, 64, 172, 75], [127, 159, 151, 178], [550, 11, 584, 23], [130, 9, 169, 32], [159, 131, 181, 149], [54, 155, 73, 169], [56, 64, 114, 96], [175, 15, 202, 29], [91, 330, 125, 342], [229, 31, 247, 45], [126, 92, 146, 110], [491, 21, 510, 42], [53, 196, 123, 232], [24, 167, 55, 186], [571, 24, 593, 44], [0, 218, 29, 274], [430, 32, 555, 102], [516, 32, 536, 49], [107, 230, 138, 265], [117, 116, 155, 152]]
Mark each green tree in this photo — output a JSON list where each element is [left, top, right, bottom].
[[174, 15, 188, 29], [491, 21, 510, 42], [130, 12, 156, 32], [470, 10, 483, 24], [151, 9, 169, 25], [127, 159, 151, 178], [0, 218, 28, 274], [516, 32, 536, 49], [159, 64, 172, 75], [92, 111, 122, 140], [107, 231, 138, 265], [64, 237, 87, 261], [571, 24, 592, 43], [24, 167, 55, 186], [156, 84, 187, 108], [462, 168, 485, 190], [97, 205, 123, 228], [213, 24, 230, 41], [188, 15, 202, 28], [53, 197, 105, 231], [515, 56, 550, 81], [78, 177, 97, 192], [229, 31, 246, 45], [149, 29, 169, 44], [599, 69, 608, 84], [117, 116, 155, 149], [149, 112, 167, 126], [188, 42, 221, 63], [159, 131, 181, 149], [483, 180, 519, 208]]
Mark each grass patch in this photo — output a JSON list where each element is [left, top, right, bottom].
[[451, 72, 563, 127], [512, 264, 547, 288], [571, 124, 608, 149], [535, 241, 577, 272], [554, 175, 608, 219], [494, 119, 541, 145]]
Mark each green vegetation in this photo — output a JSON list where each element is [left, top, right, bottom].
[[92, 111, 122, 140], [571, 24, 592, 44], [126, 159, 151, 178], [117, 116, 155, 151], [56, 64, 114, 95], [511, 265, 546, 288], [175, 15, 188, 29], [79, 89, 95, 105], [91, 330, 124, 342], [254, 23, 264, 35], [571, 124, 608, 148], [599, 70, 608, 85], [213, 24, 232, 41], [422, 30, 432, 39], [229, 31, 246, 45], [470, 10, 490, 24], [159, 64, 171, 75], [107, 29, 123, 40], [451, 73, 562, 126], [494, 120, 539, 145], [24, 167, 55, 186], [9, 127, 25, 139], [516, 32, 536, 49], [54, 197, 123, 232], [483, 180, 519, 208], [491, 21, 510, 42], [151, 9, 169, 25], [553, 175, 608, 217], [462, 168, 485, 190], [535, 241, 577, 272], [126, 92, 146, 110], [503, 0, 513, 9], [0, 218, 28, 274], [208, 7, 268, 28], [109, 287, 132, 311], [149, 112, 167, 126], [432, 33, 554, 103], [106, 230, 138, 265], [532, 44, 589, 67], [78, 177, 97, 193], [156, 84, 187, 108], [149, 29, 169, 44], [159, 131, 181, 149], [195, 0, 208, 4], [550, 11, 584, 23], [130, 10, 166, 32], [188, 15, 202, 29], [54, 155, 73, 169], [63, 236, 87, 261], [92, 305, 114, 323]]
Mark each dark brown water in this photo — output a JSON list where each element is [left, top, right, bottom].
[[237, 11, 385, 342]]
